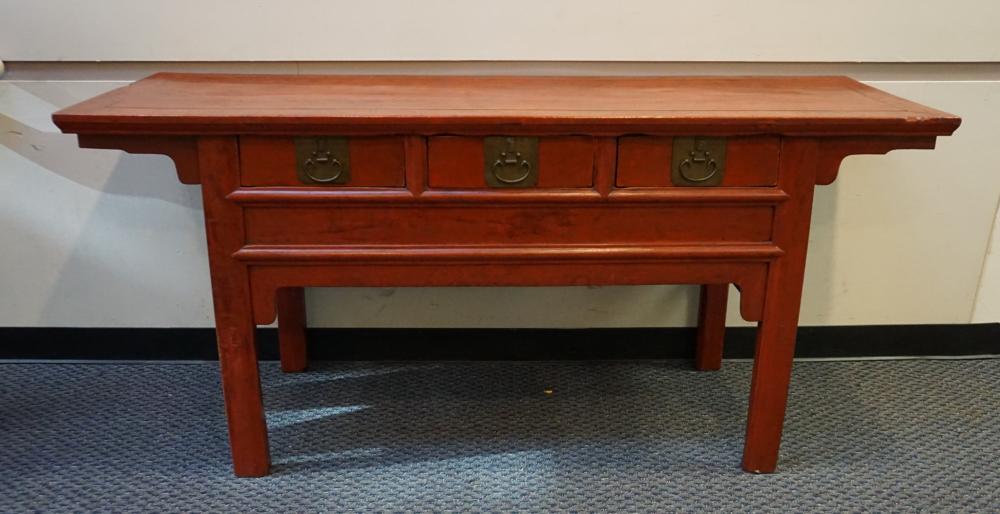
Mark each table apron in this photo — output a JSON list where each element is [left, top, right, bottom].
[[241, 203, 776, 246], [242, 257, 773, 326]]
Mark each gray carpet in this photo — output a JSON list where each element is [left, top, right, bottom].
[[1, 359, 997, 512]]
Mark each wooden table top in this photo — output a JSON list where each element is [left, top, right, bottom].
[[53, 73, 960, 136]]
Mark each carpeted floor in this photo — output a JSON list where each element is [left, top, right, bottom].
[[1, 359, 997, 512]]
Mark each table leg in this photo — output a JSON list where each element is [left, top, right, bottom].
[[199, 136, 271, 477], [277, 287, 308, 372], [741, 281, 802, 473], [740, 138, 818, 473], [214, 313, 271, 477], [695, 284, 728, 371]]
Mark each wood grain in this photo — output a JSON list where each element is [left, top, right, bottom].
[[53, 74, 961, 136]]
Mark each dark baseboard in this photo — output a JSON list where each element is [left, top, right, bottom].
[[0, 324, 997, 361]]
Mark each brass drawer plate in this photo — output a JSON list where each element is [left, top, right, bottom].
[[484, 136, 539, 187], [295, 137, 351, 185], [672, 137, 727, 186]]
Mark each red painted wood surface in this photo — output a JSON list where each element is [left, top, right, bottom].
[[52, 73, 961, 477], [54, 74, 960, 136], [428, 136, 595, 188], [244, 259, 771, 326], [276, 287, 308, 373], [617, 136, 780, 187], [696, 284, 729, 371], [197, 137, 270, 477], [242, 204, 775, 245], [742, 138, 821, 473], [239, 136, 406, 187]]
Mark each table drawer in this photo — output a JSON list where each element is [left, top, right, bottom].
[[239, 136, 406, 187], [617, 136, 780, 187], [427, 136, 595, 188]]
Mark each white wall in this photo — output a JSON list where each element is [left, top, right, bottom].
[[2, 1, 999, 62], [973, 206, 1000, 323], [1, 2, 998, 328]]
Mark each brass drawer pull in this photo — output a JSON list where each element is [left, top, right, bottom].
[[304, 155, 345, 183], [295, 137, 351, 185], [492, 154, 532, 184], [484, 136, 538, 187], [672, 137, 727, 186]]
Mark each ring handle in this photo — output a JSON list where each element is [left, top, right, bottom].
[[678, 157, 719, 183], [492, 159, 533, 184], [304, 155, 344, 183]]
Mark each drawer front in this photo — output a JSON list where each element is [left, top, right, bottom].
[[617, 136, 779, 187], [427, 136, 595, 188], [239, 136, 406, 187]]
